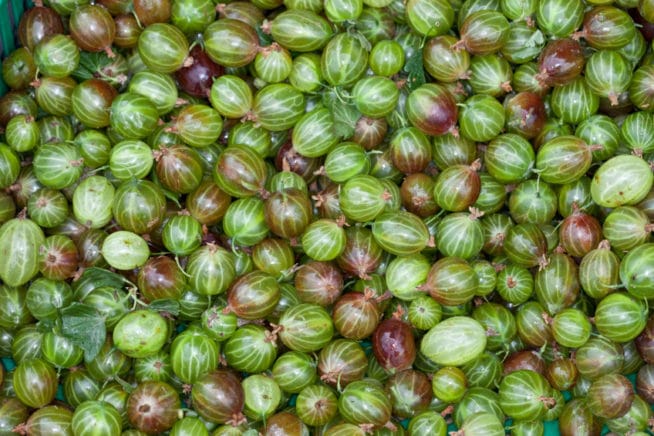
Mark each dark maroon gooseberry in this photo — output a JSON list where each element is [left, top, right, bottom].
[[559, 207, 602, 258], [175, 44, 224, 98], [504, 92, 547, 139], [69, 5, 116, 57], [126, 381, 180, 434], [372, 316, 416, 372], [17, 5, 64, 51], [630, 7, 654, 41], [536, 38, 585, 87], [503, 350, 546, 376], [192, 370, 246, 425]]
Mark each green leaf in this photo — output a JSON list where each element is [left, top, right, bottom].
[[77, 267, 128, 290], [404, 48, 426, 92], [332, 104, 361, 139], [36, 318, 55, 333], [72, 51, 114, 82], [256, 25, 274, 47], [527, 30, 545, 48], [148, 299, 180, 316], [60, 303, 107, 362], [323, 89, 361, 139], [347, 27, 372, 52], [162, 190, 182, 208], [152, 171, 182, 208]]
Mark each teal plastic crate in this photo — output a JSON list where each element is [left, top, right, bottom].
[[0, 0, 32, 377], [0, 3, 648, 436], [0, 0, 32, 95]]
